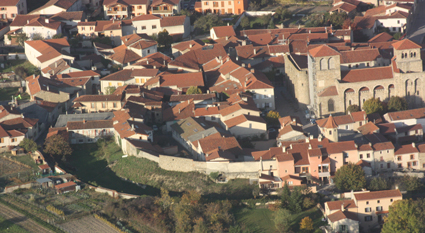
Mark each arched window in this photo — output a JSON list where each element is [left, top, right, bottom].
[[411, 52, 413, 57], [320, 58, 327, 70], [414, 52, 417, 57], [328, 99, 335, 112], [402, 53, 404, 59], [328, 57, 335, 69]]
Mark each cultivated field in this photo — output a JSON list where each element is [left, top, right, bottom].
[[59, 216, 119, 233], [0, 203, 55, 233], [0, 156, 31, 176]]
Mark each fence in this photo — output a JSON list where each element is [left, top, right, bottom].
[[0, 81, 21, 88], [244, 11, 275, 16]]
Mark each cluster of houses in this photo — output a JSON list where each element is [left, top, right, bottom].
[[0, 0, 423, 232]]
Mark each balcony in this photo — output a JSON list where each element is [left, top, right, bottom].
[[107, 10, 127, 15], [318, 171, 330, 177], [152, 9, 173, 13]]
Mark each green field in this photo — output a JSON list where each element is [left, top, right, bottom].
[[0, 215, 29, 233], [0, 60, 39, 76], [234, 207, 326, 233], [12, 154, 39, 169]]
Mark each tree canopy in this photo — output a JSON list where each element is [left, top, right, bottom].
[[382, 199, 425, 233], [16, 33, 29, 47], [333, 163, 366, 192], [44, 135, 72, 161], [346, 104, 360, 114], [266, 110, 280, 125], [157, 29, 173, 47], [52, 33, 64, 39], [362, 97, 385, 115], [194, 14, 224, 33], [19, 138, 38, 153], [273, 208, 293, 233], [241, 17, 250, 29], [186, 86, 202, 95], [300, 216, 313, 232], [367, 177, 390, 191], [387, 96, 408, 112]]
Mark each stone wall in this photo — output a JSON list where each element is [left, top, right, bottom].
[[4, 182, 39, 193], [0, 81, 21, 88]]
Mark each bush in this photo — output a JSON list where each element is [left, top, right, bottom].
[[368, 177, 390, 191], [302, 197, 315, 209], [362, 97, 385, 115], [209, 172, 219, 180], [346, 104, 360, 114], [46, 205, 64, 216], [387, 96, 408, 112]]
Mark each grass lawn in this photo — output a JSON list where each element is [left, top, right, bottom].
[[234, 208, 275, 233], [0, 60, 39, 77], [0, 87, 30, 101], [13, 154, 39, 169], [234, 206, 326, 233], [0, 215, 29, 233], [67, 141, 160, 196]]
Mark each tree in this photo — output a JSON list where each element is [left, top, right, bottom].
[[16, 33, 29, 47], [19, 138, 38, 153], [186, 86, 202, 95], [248, 2, 260, 11], [281, 181, 291, 209], [333, 163, 366, 192], [302, 197, 315, 209], [346, 104, 360, 114], [52, 33, 64, 39], [32, 33, 44, 40], [193, 218, 208, 233], [368, 177, 390, 191], [299, 217, 313, 232], [362, 97, 385, 115], [273, 208, 293, 233], [393, 32, 403, 40], [268, 17, 275, 29], [105, 86, 116, 95], [157, 29, 173, 47], [288, 186, 303, 213], [92, 36, 112, 46], [382, 199, 424, 233], [194, 14, 224, 33], [261, 14, 272, 28], [14, 66, 28, 79], [387, 96, 408, 112], [44, 134, 72, 162], [397, 175, 423, 192], [241, 17, 250, 29], [266, 110, 280, 125]]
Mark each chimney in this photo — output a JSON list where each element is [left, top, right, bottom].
[[147, 60, 149, 64], [113, 19, 115, 23], [308, 144, 312, 149], [236, 56, 239, 61], [154, 65, 157, 69], [85, 19, 88, 22], [227, 23, 229, 26], [47, 86, 49, 91], [45, 19, 49, 24], [33, 74, 35, 79], [189, 43, 193, 48], [242, 40, 246, 46], [132, 124, 134, 130], [83, 119, 86, 124], [178, 108, 181, 114], [341, 203, 345, 212], [282, 146, 286, 152], [254, 49, 257, 55], [250, 68, 255, 73], [412, 142, 416, 148], [309, 30, 311, 34], [248, 63, 251, 68], [242, 63, 245, 67], [27, 20, 29, 24], [306, 137, 310, 143], [226, 36, 229, 40], [310, 134, 314, 140], [55, 62, 57, 68]]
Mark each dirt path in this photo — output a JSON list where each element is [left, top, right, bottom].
[[0, 202, 55, 233]]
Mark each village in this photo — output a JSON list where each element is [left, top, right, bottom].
[[0, 0, 424, 232]]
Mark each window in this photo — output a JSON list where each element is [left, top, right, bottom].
[[102, 102, 106, 108], [90, 27, 93, 30], [113, 102, 117, 108], [152, 25, 157, 29], [365, 207, 371, 212], [141, 26, 146, 30], [0, 138, 3, 143], [249, 123, 252, 128], [329, 130, 332, 135], [211, 116, 216, 120], [360, 154, 363, 159], [411, 154, 414, 160], [328, 99, 334, 112], [91, 103, 95, 108], [11, 138, 15, 142], [377, 200, 380, 203], [367, 153, 370, 158], [229, 1, 232, 4], [82, 27, 85, 31], [138, 6, 142, 9], [221, 2, 224, 7], [345, 125, 348, 130], [397, 20, 400, 24], [387, 163, 391, 168], [365, 216, 373, 221], [398, 163, 402, 168], [204, 2, 208, 5], [413, 161, 417, 166], [366, 201, 369, 205], [147, 49, 150, 54], [397, 156, 401, 161], [376, 206, 383, 211], [380, 156, 383, 161], [390, 199, 393, 202], [339, 225, 347, 231]]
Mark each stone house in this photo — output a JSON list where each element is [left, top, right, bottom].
[[73, 94, 124, 113], [149, 0, 181, 16], [103, 0, 149, 19], [67, 119, 114, 144], [0, 0, 27, 21], [29, 0, 82, 16], [99, 68, 158, 93]]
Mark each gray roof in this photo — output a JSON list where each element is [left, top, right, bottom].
[[17, 102, 49, 124], [55, 112, 114, 127], [36, 178, 52, 183], [187, 127, 219, 142]]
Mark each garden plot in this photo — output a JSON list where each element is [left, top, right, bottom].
[[59, 215, 119, 233], [0, 156, 31, 176]]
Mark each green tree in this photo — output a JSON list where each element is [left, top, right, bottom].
[[281, 181, 291, 208], [393, 32, 403, 40], [303, 197, 315, 209], [193, 217, 208, 233], [14, 66, 28, 79], [194, 14, 224, 33], [52, 33, 64, 39], [346, 104, 360, 114], [362, 97, 385, 115], [397, 175, 423, 192], [368, 177, 390, 191], [268, 17, 275, 29], [289, 186, 303, 213], [248, 2, 260, 10], [260, 14, 272, 27], [266, 110, 280, 125], [387, 96, 408, 112], [44, 134, 72, 162], [241, 16, 250, 29], [19, 138, 38, 153], [92, 36, 112, 46], [104, 86, 116, 94], [186, 86, 202, 94], [16, 33, 29, 47], [334, 163, 366, 192], [157, 29, 173, 47], [273, 208, 293, 233], [299, 216, 313, 232], [32, 33, 44, 40], [382, 199, 424, 233]]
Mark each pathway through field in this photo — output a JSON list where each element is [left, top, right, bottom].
[[0, 203, 55, 233], [59, 215, 120, 233]]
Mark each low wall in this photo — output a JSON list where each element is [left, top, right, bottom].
[[245, 11, 275, 16], [4, 182, 39, 193], [88, 185, 140, 199], [7, 53, 26, 60], [0, 81, 21, 88]]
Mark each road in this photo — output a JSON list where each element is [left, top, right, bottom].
[[0, 202, 55, 233], [407, 0, 425, 44]]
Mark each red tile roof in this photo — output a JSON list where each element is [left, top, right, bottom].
[[354, 189, 402, 201], [194, 107, 219, 116], [132, 14, 160, 21], [340, 49, 381, 63], [309, 45, 340, 57], [395, 143, 418, 155], [341, 66, 393, 83], [321, 115, 338, 129], [212, 26, 236, 38], [326, 199, 357, 211], [0, 0, 20, 6], [25, 38, 70, 63], [198, 136, 242, 155], [67, 120, 114, 130], [55, 181, 77, 189], [160, 15, 186, 27], [358, 122, 379, 135], [318, 86, 338, 97], [368, 32, 393, 43], [330, 2, 357, 13], [385, 107, 425, 121], [353, 16, 377, 29], [110, 45, 142, 64], [224, 114, 266, 128], [327, 210, 359, 222], [160, 72, 204, 88], [391, 39, 421, 50]]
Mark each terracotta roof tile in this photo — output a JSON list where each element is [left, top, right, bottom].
[[170, 93, 215, 102], [198, 136, 242, 155], [212, 26, 236, 38], [321, 115, 338, 128], [340, 49, 381, 63], [354, 189, 402, 201], [309, 45, 340, 57], [327, 210, 359, 222], [372, 141, 394, 151], [391, 39, 421, 50], [318, 86, 338, 97], [395, 143, 418, 155], [55, 181, 77, 189], [364, 5, 386, 16], [341, 66, 393, 83], [110, 45, 142, 64], [368, 32, 393, 43], [73, 94, 122, 102], [358, 122, 379, 135], [160, 72, 204, 89], [160, 15, 186, 27], [194, 107, 219, 116], [132, 14, 160, 21], [67, 120, 113, 130], [353, 16, 377, 30], [326, 199, 357, 211], [224, 114, 266, 128]]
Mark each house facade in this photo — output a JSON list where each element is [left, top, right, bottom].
[[0, 0, 27, 21]]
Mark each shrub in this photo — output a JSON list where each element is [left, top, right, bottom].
[[209, 172, 219, 180], [46, 205, 64, 216]]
